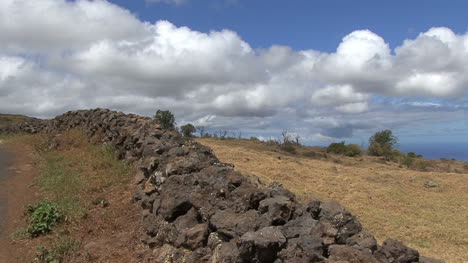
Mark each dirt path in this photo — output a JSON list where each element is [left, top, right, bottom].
[[0, 143, 40, 263], [0, 146, 13, 237]]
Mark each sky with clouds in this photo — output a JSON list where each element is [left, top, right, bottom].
[[0, 0, 466, 146]]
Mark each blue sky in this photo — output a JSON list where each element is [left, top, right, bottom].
[[111, 0, 468, 51], [0, 0, 467, 155]]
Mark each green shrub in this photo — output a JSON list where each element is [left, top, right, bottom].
[[407, 152, 416, 158], [327, 141, 362, 157], [368, 130, 398, 159], [402, 156, 415, 167], [327, 141, 347, 154], [280, 142, 296, 154], [345, 144, 363, 157], [27, 200, 63, 237], [414, 159, 433, 171], [180, 123, 196, 137], [154, 109, 175, 130]]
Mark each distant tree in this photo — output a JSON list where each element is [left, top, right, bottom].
[[281, 129, 292, 144], [180, 123, 196, 137], [368, 129, 398, 159], [154, 110, 175, 130], [237, 131, 243, 140], [196, 126, 205, 137], [293, 134, 301, 145], [218, 130, 228, 140]]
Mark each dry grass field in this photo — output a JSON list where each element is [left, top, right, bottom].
[[197, 138, 468, 263]]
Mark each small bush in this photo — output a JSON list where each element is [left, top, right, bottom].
[[327, 141, 362, 157], [280, 142, 296, 154], [414, 159, 433, 171], [327, 141, 347, 154], [345, 144, 363, 157], [407, 152, 416, 158], [391, 149, 406, 160], [402, 156, 415, 167], [27, 200, 63, 237]]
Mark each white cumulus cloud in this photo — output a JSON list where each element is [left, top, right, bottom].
[[0, 0, 467, 142]]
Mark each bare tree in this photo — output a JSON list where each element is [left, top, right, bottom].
[[293, 134, 301, 145], [281, 129, 292, 144], [196, 126, 205, 137]]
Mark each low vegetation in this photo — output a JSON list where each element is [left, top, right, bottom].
[[26, 200, 63, 237], [4, 130, 133, 262], [35, 236, 80, 263], [197, 137, 468, 263], [326, 141, 362, 157], [0, 113, 37, 129]]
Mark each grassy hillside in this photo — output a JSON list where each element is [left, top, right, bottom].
[[0, 113, 37, 129], [197, 138, 468, 263]]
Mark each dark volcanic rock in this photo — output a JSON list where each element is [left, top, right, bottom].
[[329, 245, 379, 263], [238, 226, 286, 263], [374, 239, 420, 263], [0, 108, 444, 263]]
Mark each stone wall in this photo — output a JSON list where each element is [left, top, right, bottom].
[[0, 109, 443, 263]]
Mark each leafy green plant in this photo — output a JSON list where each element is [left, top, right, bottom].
[[27, 200, 63, 237]]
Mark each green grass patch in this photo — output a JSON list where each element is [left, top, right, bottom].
[[0, 132, 26, 141], [10, 227, 29, 240], [36, 154, 86, 220], [35, 236, 80, 263]]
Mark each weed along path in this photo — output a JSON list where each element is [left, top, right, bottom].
[[0, 142, 39, 262]]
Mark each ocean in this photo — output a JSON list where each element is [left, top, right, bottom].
[[397, 142, 468, 162]]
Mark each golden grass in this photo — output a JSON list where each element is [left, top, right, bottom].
[[197, 138, 468, 263]]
